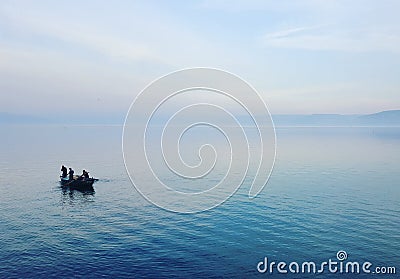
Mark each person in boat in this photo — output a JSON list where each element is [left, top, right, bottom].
[[61, 165, 68, 178], [80, 170, 89, 180], [68, 167, 75, 180]]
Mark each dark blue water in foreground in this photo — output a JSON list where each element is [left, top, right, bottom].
[[0, 125, 399, 278]]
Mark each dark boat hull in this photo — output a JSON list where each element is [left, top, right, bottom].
[[60, 178, 96, 191]]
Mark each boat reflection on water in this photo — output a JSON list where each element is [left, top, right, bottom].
[[60, 185, 95, 207], [58, 174, 99, 207]]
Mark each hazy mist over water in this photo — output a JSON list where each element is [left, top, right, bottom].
[[0, 125, 399, 278], [1, 1, 400, 277]]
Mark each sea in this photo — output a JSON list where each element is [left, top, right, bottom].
[[0, 125, 399, 278]]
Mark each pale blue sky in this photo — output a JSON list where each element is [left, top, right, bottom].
[[1, 0, 399, 119]]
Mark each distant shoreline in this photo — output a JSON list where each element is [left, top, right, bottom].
[[1, 110, 400, 127]]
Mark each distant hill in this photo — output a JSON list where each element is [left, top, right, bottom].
[[272, 110, 400, 127], [358, 110, 400, 125], [272, 114, 359, 126]]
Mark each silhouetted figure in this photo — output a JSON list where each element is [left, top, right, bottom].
[[68, 168, 75, 180], [61, 165, 68, 178], [81, 170, 89, 179]]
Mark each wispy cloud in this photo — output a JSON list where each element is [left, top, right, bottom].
[[263, 26, 321, 40], [262, 26, 400, 53], [1, 12, 166, 64], [203, 0, 400, 53], [0, 2, 239, 69]]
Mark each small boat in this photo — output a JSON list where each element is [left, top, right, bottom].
[[60, 176, 98, 191]]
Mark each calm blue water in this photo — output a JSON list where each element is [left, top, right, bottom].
[[0, 125, 399, 278]]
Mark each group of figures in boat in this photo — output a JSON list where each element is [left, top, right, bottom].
[[60, 165, 98, 191]]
